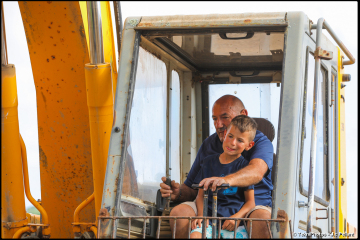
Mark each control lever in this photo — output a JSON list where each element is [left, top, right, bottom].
[[164, 177, 171, 212], [156, 177, 172, 213], [191, 183, 230, 238]]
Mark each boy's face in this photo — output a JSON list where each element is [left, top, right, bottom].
[[222, 125, 254, 156]]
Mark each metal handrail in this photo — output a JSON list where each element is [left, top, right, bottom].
[[311, 21, 355, 65], [86, 1, 104, 64], [97, 215, 286, 239], [306, 17, 324, 237]]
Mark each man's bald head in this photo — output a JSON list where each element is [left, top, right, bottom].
[[212, 95, 248, 142], [213, 95, 245, 115]]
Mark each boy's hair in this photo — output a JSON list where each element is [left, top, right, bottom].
[[228, 115, 257, 142]]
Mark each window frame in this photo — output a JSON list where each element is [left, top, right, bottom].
[[298, 46, 330, 206]]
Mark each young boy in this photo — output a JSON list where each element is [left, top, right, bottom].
[[190, 115, 257, 239]]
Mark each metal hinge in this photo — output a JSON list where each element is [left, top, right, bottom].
[[314, 47, 333, 60], [298, 201, 308, 208]]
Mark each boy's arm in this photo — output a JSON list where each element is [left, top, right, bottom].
[[195, 189, 204, 216], [232, 189, 255, 218]]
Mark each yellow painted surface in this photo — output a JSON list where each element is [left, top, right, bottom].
[[1, 64, 27, 238], [20, 135, 51, 236], [79, 1, 118, 98], [337, 47, 347, 237], [85, 63, 113, 218], [18, 2, 95, 238]]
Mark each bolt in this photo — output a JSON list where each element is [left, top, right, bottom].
[[115, 127, 120, 133]]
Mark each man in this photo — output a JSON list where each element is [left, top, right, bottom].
[[160, 95, 274, 238]]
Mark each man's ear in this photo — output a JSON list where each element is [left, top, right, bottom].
[[240, 109, 248, 116], [245, 141, 255, 151]]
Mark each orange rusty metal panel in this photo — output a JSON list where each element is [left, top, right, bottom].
[[18, 2, 95, 238]]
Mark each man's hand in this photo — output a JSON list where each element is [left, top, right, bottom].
[[199, 177, 229, 191], [160, 177, 180, 201], [222, 218, 240, 231]]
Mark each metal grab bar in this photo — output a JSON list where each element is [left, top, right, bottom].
[[306, 17, 324, 237], [311, 21, 355, 65], [97, 215, 286, 239]]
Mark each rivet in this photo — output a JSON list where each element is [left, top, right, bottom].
[[115, 127, 120, 133]]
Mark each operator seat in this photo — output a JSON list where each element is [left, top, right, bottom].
[[252, 118, 276, 185]]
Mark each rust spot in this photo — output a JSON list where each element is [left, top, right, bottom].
[[57, 30, 60, 33], [48, 26, 51, 29], [244, 19, 251, 23], [46, 59, 49, 62], [53, 44, 56, 46], [51, 55, 55, 60], [276, 209, 289, 238], [72, 31, 75, 33], [39, 146, 48, 168], [50, 36, 53, 39], [47, 1, 52, 4], [99, 208, 110, 224]]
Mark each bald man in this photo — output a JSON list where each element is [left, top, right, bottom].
[[160, 95, 274, 238]]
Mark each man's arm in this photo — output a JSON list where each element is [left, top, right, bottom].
[[199, 158, 268, 191], [177, 183, 198, 202]]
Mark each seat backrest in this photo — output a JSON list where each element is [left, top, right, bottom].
[[252, 118, 275, 142], [252, 118, 276, 185]]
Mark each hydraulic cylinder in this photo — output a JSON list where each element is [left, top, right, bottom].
[[1, 64, 27, 238], [85, 63, 113, 220]]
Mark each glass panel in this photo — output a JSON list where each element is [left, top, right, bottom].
[[170, 70, 181, 183], [301, 51, 328, 201], [162, 32, 284, 69], [208, 83, 281, 150], [121, 47, 167, 209]]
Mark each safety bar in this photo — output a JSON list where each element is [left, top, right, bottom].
[[306, 17, 324, 237], [311, 20, 355, 65], [97, 216, 285, 239]]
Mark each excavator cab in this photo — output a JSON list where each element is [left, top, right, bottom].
[[97, 12, 355, 238]]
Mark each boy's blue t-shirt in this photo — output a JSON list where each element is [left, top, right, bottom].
[[194, 154, 254, 225], [184, 130, 273, 207]]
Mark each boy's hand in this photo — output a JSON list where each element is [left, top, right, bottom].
[[222, 219, 240, 232], [191, 218, 209, 230], [160, 177, 180, 201], [199, 177, 228, 191]]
